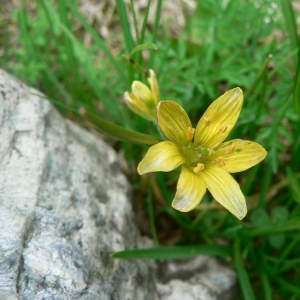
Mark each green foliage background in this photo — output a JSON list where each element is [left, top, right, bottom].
[[1, 0, 300, 299]]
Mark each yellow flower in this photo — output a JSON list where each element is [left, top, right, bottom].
[[124, 69, 160, 121], [138, 88, 267, 220]]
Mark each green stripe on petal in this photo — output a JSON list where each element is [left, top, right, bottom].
[[194, 88, 243, 149], [200, 166, 247, 220], [213, 139, 268, 173], [138, 141, 185, 174], [157, 101, 192, 146], [172, 166, 206, 212]]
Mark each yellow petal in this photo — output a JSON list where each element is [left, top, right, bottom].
[[213, 139, 267, 173], [148, 69, 160, 105], [124, 92, 156, 120], [199, 166, 247, 219], [194, 88, 243, 149], [132, 81, 153, 104], [157, 101, 192, 146], [172, 166, 206, 212], [138, 141, 185, 175]]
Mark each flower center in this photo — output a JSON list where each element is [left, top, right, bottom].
[[182, 127, 230, 174], [182, 143, 214, 168]]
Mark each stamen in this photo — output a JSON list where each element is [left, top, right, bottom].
[[204, 117, 211, 126], [225, 143, 235, 154], [216, 157, 225, 167], [219, 125, 228, 133], [186, 127, 195, 141], [207, 148, 214, 155], [193, 163, 204, 174]]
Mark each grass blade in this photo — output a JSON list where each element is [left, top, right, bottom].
[[234, 239, 256, 300], [279, 0, 299, 54], [116, 0, 135, 52], [294, 54, 300, 114], [247, 217, 300, 237], [130, 43, 158, 58], [113, 244, 232, 259], [147, 182, 159, 246]]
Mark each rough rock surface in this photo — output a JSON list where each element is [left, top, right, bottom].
[[0, 69, 237, 300], [0, 69, 157, 300], [157, 257, 237, 300]]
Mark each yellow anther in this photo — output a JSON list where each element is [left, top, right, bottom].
[[204, 117, 211, 126], [186, 127, 195, 141], [193, 163, 204, 174], [225, 143, 235, 154], [219, 125, 228, 133], [216, 157, 225, 167]]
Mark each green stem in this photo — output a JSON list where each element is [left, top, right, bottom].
[[245, 54, 272, 100], [82, 109, 162, 146]]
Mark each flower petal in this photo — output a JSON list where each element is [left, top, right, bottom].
[[132, 81, 153, 104], [194, 88, 243, 149], [157, 101, 192, 146], [138, 141, 185, 175], [172, 166, 206, 212], [199, 166, 247, 219], [213, 139, 267, 173], [148, 69, 160, 104], [124, 92, 156, 120]]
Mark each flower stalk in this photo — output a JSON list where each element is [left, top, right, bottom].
[[81, 108, 162, 145]]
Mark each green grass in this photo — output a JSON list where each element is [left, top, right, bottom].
[[1, 0, 300, 299]]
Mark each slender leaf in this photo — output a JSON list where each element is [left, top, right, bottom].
[[147, 183, 159, 246], [115, 0, 135, 52], [234, 239, 256, 300], [113, 244, 232, 259], [294, 56, 300, 114], [279, 0, 299, 54], [246, 217, 300, 237], [286, 168, 300, 204], [130, 43, 158, 57]]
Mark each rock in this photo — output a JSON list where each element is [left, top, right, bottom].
[[157, 257, 237, 300], [0, 69, 237, 300], [0, 69, 157, 300]]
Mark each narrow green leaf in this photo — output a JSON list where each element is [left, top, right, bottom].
[[149, 0, 163, 65], [286, 168, 300, 204], [279, 0, 299, 54], [245, 54, 272, 100], [115, 0, 135, 52], [130, 43, 158, 58], [261, 270, 272, 300], [140, 0, 151, 44], [113, 244, 232, 259], [147, 183, 159, 246], [247, 217, 300, 237], [234, 239, 256, 300], [130, 0, 140, 42], [294, 57, 300, 114]]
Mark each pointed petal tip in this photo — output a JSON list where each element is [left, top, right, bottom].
[[231, 87, 243, 100], [236, 207, 247, 220], [171, 195, 193, 212], [124, 91, 131, 102], [137, 164, 144, 175], [234, 86, 242, 93]]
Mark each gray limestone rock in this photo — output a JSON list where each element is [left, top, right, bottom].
[[0, 69, 157, 300], [0, 69, 237, 300], [157, 257, 237, 300]]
